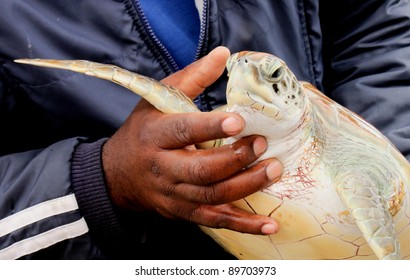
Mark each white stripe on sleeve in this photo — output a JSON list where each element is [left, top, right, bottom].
[[0, 218, 89, 259], [0, 194, 80, 238]]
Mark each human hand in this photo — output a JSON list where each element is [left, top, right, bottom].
[[102, 47, 283, 235]]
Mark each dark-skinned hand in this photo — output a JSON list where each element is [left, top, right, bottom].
[[102, 47, 283, 235]]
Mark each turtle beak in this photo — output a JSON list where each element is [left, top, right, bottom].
[[226, 51, 254, 76], [226, 53, 239, 76]]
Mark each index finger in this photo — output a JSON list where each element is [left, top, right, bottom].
[[148, 110, 245, 149]]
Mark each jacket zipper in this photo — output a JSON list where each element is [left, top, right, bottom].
[[132, 0, 210, 111], [194, 0, 209, 61], [132, 0, 180, 72], [193, 0, 211, 111]]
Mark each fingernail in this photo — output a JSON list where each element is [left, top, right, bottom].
[[261, 223, 278, 235], [253, 137, 267, 156], [222, 116, 242, 135], [266, 160, 283, 181]]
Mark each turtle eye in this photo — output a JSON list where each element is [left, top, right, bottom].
[[271, 67, 284, 79], [268, 66, 285, 83], [260, 55, 287, 83]]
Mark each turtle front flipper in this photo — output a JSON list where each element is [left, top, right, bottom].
[[14, 59, 199, 114], [15, 58, 221, 149], [336, 172, 401, 260]]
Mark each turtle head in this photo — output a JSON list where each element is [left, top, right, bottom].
[[226, 52, 307, 118], [226, 51, 309, 138]]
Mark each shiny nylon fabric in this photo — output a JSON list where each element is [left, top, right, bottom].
[[0, 0, 409, 259], [320, 0, 410, 158], [3, 0, 409, 156]]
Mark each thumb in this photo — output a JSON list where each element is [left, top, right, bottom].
[[161, 46, 231, 99]]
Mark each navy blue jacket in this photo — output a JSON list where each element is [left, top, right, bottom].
[[1, 0, 410, 259]]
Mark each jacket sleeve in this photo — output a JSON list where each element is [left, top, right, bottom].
[[320, 0, 410, 160], [0, 137, 90, 259], [0, 135, 147, 259], [0, 70, 138, 258], [70, 138, 137, 256], [0, 55, 147, 259]]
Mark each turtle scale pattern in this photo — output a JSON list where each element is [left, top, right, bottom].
[[15, 51, 410, 260]]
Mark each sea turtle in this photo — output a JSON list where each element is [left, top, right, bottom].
[[15, 51, 410, 260]]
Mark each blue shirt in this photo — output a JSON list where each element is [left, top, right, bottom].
[[138, 0, 201, 69]]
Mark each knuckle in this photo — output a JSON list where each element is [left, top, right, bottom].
[[214, 216, 229, 229], [173, 117, 194, 145], [149, 155, 162, 178], [167, 201, 191, 219], [154, 197, 180, 219], [197, 206, 230, 229], [149, 152, 167, 180], [203, 185, 219, 204], [201, 182, 227, 204], [211, 205, 238, 229], [159, 182, 177, 197], [187, 206, 205, 224], [136, 115, 162, 146], [149, 155, 178, 197], [229, 139, 256, 166], [231, 145, 248, 164], [190, 158, 214, 185]]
